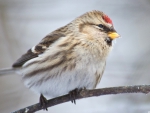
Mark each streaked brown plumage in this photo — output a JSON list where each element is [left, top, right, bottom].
[[0, 10, 120, 108]]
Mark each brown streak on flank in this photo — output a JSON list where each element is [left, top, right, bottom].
[[67, 57, 74, 62], [62, 65, 67, 72], [50, 51, 65, 59], [94, 62, 106, 88], [45, 71, 60, 81], [50, 56, 65, 69], [68, 63, 76, 71], [40, 50, 66, 64], [25, 38, 79, 78], [94, 71, 100, 88], [27, 81, 36, 89], [24, 41, 77, 68], [28, 75, 48, 88], [25, 49, 66, 68], [24, 56, 66, 78]]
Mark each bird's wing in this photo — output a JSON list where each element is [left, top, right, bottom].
[[12, 33, 65, 67]]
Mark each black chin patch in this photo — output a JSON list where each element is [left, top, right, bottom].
[[105, 37, 112, 46]]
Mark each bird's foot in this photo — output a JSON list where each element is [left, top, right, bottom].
[[69, 88, 84, 104], [39, 94, 48, 111]]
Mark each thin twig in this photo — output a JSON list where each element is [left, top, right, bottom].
[[11, 85, 150, 113]]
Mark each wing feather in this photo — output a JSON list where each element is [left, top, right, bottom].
[[12, 33, 65, 67]]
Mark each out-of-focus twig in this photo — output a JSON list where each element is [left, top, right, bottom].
[[11, 85, 150, 113]]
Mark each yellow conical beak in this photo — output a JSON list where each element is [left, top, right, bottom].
[[108, 32, 120, 40]]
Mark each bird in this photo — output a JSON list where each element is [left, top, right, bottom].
[[0, 10, 120, 110]]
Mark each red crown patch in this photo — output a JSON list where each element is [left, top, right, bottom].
[[103, 14, 113, 25]]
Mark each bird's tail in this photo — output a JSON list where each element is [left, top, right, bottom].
[[0, 68, 16, 76]]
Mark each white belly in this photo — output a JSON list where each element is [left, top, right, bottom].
[[22, 61, 105, 98]]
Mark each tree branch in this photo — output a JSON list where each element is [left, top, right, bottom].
[[12, 85, 150, 113]]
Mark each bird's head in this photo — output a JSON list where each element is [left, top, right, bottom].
[[72, 10, 120, 46]]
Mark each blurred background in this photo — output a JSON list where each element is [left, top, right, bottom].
[[0, 0, 150, 113]]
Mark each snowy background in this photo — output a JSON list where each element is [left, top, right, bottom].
[[0, 0, 150, 113]]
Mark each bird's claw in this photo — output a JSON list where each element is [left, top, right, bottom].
[[39, 94, 48, 111], [69, 88, 84, 104]]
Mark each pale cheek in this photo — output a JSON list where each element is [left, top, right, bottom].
[[95, 32, 106, 38]]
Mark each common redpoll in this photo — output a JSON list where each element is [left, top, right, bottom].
[[0, 10, 120, 109]]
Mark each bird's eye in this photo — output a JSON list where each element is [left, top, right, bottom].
[[98, 24, 104, 28]]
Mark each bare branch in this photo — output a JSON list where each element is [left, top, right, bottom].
[[12, 85, 150, 113]]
